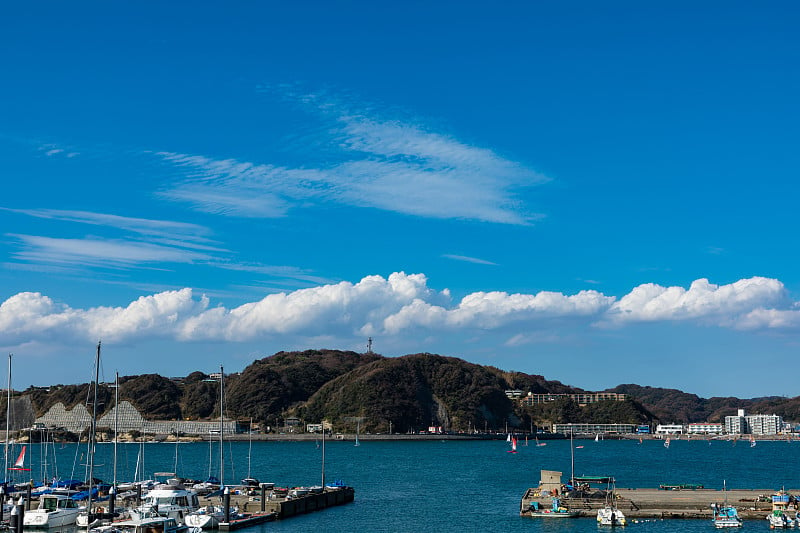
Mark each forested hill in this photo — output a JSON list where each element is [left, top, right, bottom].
[[7, 350, 795, 433]]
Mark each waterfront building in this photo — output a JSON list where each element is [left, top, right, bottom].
[[552, 423, 635, 434], [521, 392, 627, 406], [655, 424, 684, 435], [724, 409, 784, 435], [687, 423, 723, 434]]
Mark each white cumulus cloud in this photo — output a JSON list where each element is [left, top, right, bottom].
[[604, 277, 788, 326], [1, 274, 797, 352]]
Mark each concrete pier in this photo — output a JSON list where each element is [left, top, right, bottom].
[[520, 486, 797, 520], [223, 485, 355, 521]]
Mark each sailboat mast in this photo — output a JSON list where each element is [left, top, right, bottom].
[[219, 365, 224, 487], [247, 417, 252, 479], [570, 427, 575, 485], [87, 341, 101, 513], [321, 421, 326, 488], [113, 371, 118, 487], [4, 353, 11, 477]]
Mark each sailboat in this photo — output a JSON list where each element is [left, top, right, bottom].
[[186, 367, 238, 529], [354, 419, 361, 447], [594, 433, 600, 442], [8, 447, 29, 473], [664, 437, 671, 449], [76, 342, 116, 529], [241, 418, 259, 487], [507, 437, 518, 453], [750, 436, 757, 448], [34, 343, 106, 529]]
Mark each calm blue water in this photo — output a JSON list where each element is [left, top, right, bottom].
[[18, 438, 800, 532]]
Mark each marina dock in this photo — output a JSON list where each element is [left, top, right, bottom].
[[221, 485, 355, 525], [520, 486, 797, 520]]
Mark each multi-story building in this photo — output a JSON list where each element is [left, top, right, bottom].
[[655, 424, 684, 435], [521, 392, 627, 406], [553, 423, 635, 435], [687, 423, 723, 434], [724, 409, 784, 435]]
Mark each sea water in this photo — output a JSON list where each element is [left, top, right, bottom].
[[18, 438, 799, 532]]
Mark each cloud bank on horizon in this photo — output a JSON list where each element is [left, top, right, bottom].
[[0, 273, 794, 352]]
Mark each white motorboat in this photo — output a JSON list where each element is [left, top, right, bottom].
[[92, 514, 194, 533], [185, 505, 243, 529], [129, 479, 200, 524], [23, 494, 85, 527], [597, 505, 626, 526]]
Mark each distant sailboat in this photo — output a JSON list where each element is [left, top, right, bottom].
[[354, 419, 361, 447], [664, 438, 671, 449], [507, 437, 518, 453], [594, 433, 599, 442], [507, 433, 512, 443], [750, 436, 756, 448], [8, 446, 29, 471], [535, 437, 546, 447]]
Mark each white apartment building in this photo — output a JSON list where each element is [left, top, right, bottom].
[[687, 423, 723, 434], [724, 409, 784, 435], [655, 424, 684, 435]]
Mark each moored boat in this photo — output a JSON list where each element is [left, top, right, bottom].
[[92, 514, 192, 533], [23, 493, 84, 527], [597, 504, 626, 526], [129, 478, 200, 524], [767, 490, 796, 529], [712, 504, 742, 528]]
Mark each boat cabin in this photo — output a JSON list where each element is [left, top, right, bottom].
[[41, 496, 80, 512]]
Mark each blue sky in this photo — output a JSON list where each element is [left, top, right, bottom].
[[2, 2, 799, 398]]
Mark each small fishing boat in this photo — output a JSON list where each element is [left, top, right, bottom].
[[596, 479, 626, 526], [712, 482, 742, 528], [713, 504, 743, 528], [597, 505, 626, 526], [767, 490, 795, 529]]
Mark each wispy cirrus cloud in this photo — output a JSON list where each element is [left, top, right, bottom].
[[442, 254, 497, 266], [156, 91, 547, 224], [7, 234, 214, 269], [2, 208, 219, 249], [2, 209, 326, 289]]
